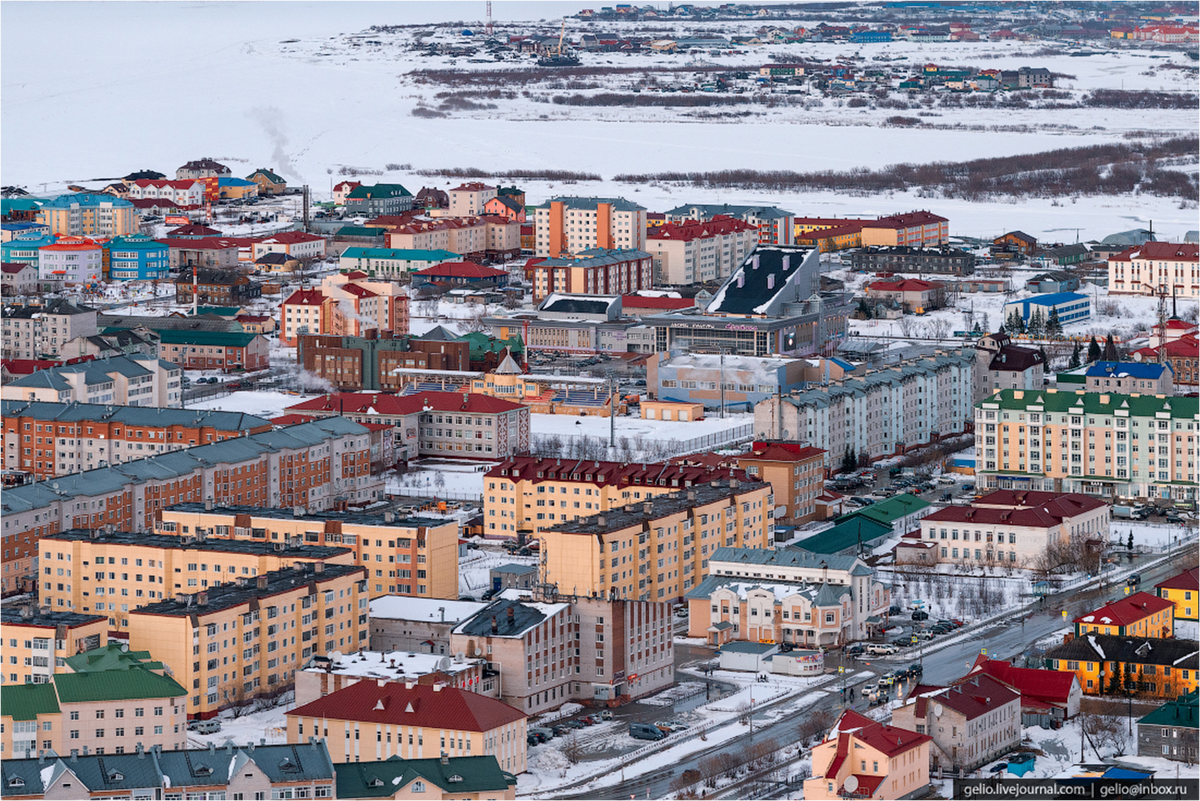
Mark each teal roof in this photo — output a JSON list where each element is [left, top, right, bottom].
[[347, 183, 412, 199], [106, 234, 167, 251], [1138, 690, 1199, 729], [795, 516, 892, 555], [340, 247, 458, 261], [1, 198, 46, 214], [54, 669, 186, 704], [334, 227, 388, 238], [157, 329, 260, 347], [247, 168, 285, 184], [335, 756, 515, 798], [837, 494, 931, 527], [0, 682, 60, 721], [193, 306, 242, 316], [979, 388, 1197, 420], [40, 193, 134, 209]]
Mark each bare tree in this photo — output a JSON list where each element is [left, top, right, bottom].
[[561, 732, 582, 765], [927, 318, 951, 341], [1081, 710, 1132, 757], [461, 303, 491, 334], [897, 315, 916, 338], [502, 291, 523, 310]]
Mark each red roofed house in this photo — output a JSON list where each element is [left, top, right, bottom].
[[962, 656, 1081, 727], [804, 709, 931, 800], [161, 237, 240, 271], [619, 294, 696, 316], [735, 442, 828, 524], [286, 679, 528, 773], [128, 197, 182, 216], [903, 491, 1109, 568], [412, 261, 510, 289], [894, 674, 1021, 770], [1108, 242, 1199, 298], [332, 180, 362, 206], [166, 223, 222, 239], [253, 230, 326, 261], [321, 272, 409, 337], [861, 210, 949, 248], [280, 288, 335, 346], [286, 391, 530, 460], [1149, 319, 1199, 349], [645, 215, 759, 284], [125, 179, 206, 208], [1074, 591, 1175, 639], [864, 278, 946, 313], [1131, 333, 1199, 387], [1156, 566, 1200, 621]]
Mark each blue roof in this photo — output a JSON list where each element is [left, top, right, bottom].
[[830, 357, 856, 372], [218, 177, 257, 187], [341, 247, 459, 261], [40, 193, 134, 209], [1025, 291, 1088, 306], [1084, 361, 1171, 379]]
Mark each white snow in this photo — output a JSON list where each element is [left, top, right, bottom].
[[39, 766, 53, 790], [189, 391, 318, 419], [1174, 650, 1198, 666], [1087, 635, 1106, 660]]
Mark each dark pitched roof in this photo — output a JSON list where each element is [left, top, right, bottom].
[[335, 756, 515, 798], [988, 345, 1043, 372], [707, 245, 812, 315], [1044, 635, 1199, 669]]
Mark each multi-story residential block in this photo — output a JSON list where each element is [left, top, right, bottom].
[[336, 755, 518, 800], [804, 709, 931, 801], [1085, 361, 1175, 395], [524, 248, 653, 302], [1003, 291, 1091, 326], [1156, 567, 1199, 622], [161, 237, 241, 271], [1138, 690, 1199, 763], [0, 354, 182, 407], [1, 667, 187, 759], [287, 680, 528, 773], [280, 288, 335, 346], [0, 607, 108, 684], [974, 388, 1198, 503], [157, 330, 270, 372], [253, 230, 326, 261], [156, 505, 460, 601], [36, 194, 138, 238], [665, 203, 795, 246], [451, 593, 673, 714], [860, 210, 950, 247], [1, 221, 51, 243], [848, 245, 975, 275], [1, 299, 98, 360], [539, 478, 773, 602], [37, 528, 356, 630], [1108, 242, 1199, 298], [0, 417, 381, 595], [482, 456, 747, 541], [734, 443, 827, 524], [105, 233, 170, 281], [285, 391, 530, 461], [756, 353, 976, 469], [345, 183, 415, 216], [130, 561, 367, 719], [1, 233, 56, 273], [174, 266, 261, 305], [338, 247, 460, 279], [893, 675, 1021, 771], [369, 596, 488, 654], [297, 648, 493, 706], [484, 194, 526, 222], [645, 215, 758, 284], [534, 196, 647, 257], [1074, 592, 1175, 639], [691, 547, 889, 645], [298, 332, 469, 391], [2, 400, 271, 479], [2, 260, 40, 295], [899, 490, 1109, 568], [962, 656, 1081, 728], [36, 236, 104, 286], [449, 183, 498, 217], [974, 332, 1044, 400], [175, 158, 231, 180], [124, 179, 206, 207], [1044, 634, 1199, 699]]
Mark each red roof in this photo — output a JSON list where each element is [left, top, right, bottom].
[[620, 295, 695, 310], [451, 182, 496, 192], [488, 455, 743, 489], [740, 444, 826, 463], [235, 314, 270, 323], [867, 278, 942, 292], [132, 179, 202, 190], [2, 358, 73, 375], [648, 215, 757, 242], [909, 674, 1019, 721], [287, 391, 526, 416], [965, 657, 1078, 707], [340, 283, 377, 298], [128, 198, 181, 209], [876, 210, 948, 228], [820, 709, 930, 763], [271, 413, 318, 426], [414, 261, 507, 279], [282, 289, 328, 307], [1074, 591, 1175, 627], [287, 679, 525, 732], [2, 262, 33, 274], [167, 224, 222, 237], [1108, 243, 1199, 263], [343, 270, 369, 280], [158, 237, 241, 251], [923, 493, 1106, 529], [333, 181, 362, 192], [1157, 566, 1200, 593], [259, 231, 324, 245]]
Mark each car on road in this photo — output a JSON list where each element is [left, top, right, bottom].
[[599, 710, 613, 721], [907, 663, 924, 677], [630, 722, 666, 741], [911, 610, 929, 621], [861, 683, 878, 697], [865, 643, 899, 655], [1127, 573, 1142, 586]]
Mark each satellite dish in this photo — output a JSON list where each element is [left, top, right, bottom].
[[934, 703, 944, 718], [438, 656, 451, 670], [474, 648, 482, 657], [844, 776, 859, 793], [330, 651, 343, 661]]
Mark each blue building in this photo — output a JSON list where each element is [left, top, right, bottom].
[[1004, 292, 1091, 326], [652, 351, 808, 411], [0, 233, 56, 269], [1, 222, 50, 240], [850, 30, 892, 43], [105, 234, 170, 281]]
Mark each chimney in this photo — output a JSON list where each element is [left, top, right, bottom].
[[315, 561, 325, 574], [405, 680, 415, 690], [507, 606, 515, 622], [433, 683, 443, 692], [737, 274, 744, 288], [198, 592, 208, 606], [643, 502, 653, 515], [752, 255, 760, 270], [598, 515, 607, 527], [730, 478, 739, 489], [257, 575, 268, 590], [782, 255, 790, 271], [491, 616, 498, 633], [384, 511, 395, 523], [440, 751, 449, 765], [205, 499, 213, 511], [767, 274, 775, 290]]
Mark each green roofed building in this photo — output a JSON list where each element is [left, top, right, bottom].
[[1137, 690, 1198, 762], [64, 642, 166, 673], [794, 516, 892, 556], [335, 755, 517, 799], [157, 328, 270, 371], [345, 183, 414, 216], [836, 493, 932, 535], [338, 247, 460, 279]]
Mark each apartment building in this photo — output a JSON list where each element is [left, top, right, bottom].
[[129, 561, 366, 718], [451, 593, 673, 715], [285, 391, 530, 461], [369, 597, 488, 654], [106, 233, 171, 281], [1108, 242, 1199, 298], [848, 245, 976, 276], [0, 417, 380, 595], [2, 400, 272, 480], [2, 260, 40, 295], [174, 266, 261, 304], [0, 354, 182, 408], [1044, 634, 1199, 699], [733, 443, 826, 524], [482, 456, 748, 540], [533, 196, 647, 257], [253, 230, 326, 261], [0, 743, 337, 800], [156, 504, 460, 601], [804, 709, 931, 801], [346, 184, 415, 216], [280, 273, 409, 347], [0, 607, 108, 684], [287, 680, 528, 773], [755, 353, 976, 469], [1085, 361, 1174, 395], [688, 547, 890, 646], [124, 179, 206, 207], [1132, 335, 1199, 389], [449, 183, 498, 217], [157, 330, 270, 372], [900, 489, 1107, 569], [1156, 567, 1200, 622], [37, 528, 355, 631], [336, 755, 518, 800], [280, 288, 335, 346], [36, 194, 139, 238], [525, 248, 653, 301], [539, 479, 773, 603], [974, 388, 1198, 503], [645, 216, 758, 284], [665, 203, 795, 246], [35, 237, 104, 286], [296, 649, 493, 706], [893, 675, 1021, 771], [162, 239, 241, 272], [384, 217, 496, 262], [338, 247, 460, 279], [1074, 592, 1175, 639], [1, 668, 187, 759], [974, 332, 1044, 401], [1, 299, 98, 360], [298, 332, 467, 391]]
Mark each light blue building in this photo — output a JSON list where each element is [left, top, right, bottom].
[[105, 234, 170, 281], [1004, 292, 1091, 326], [0, 233, 56, 269]]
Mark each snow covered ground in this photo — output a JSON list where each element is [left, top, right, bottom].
[[531, 411, 754, 460], [190, 390, 316, 419], [386, 458, 493, 500]]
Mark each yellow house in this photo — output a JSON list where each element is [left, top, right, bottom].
[[539, 478, 772, 602], [156, 505, 460, 600], [1044, 634, 1200, 698], [1157, 567, 1199, 621], [288, 680, 528, 774], [641, 400, 704, 421], [37, 528, 356, 631], [129, 562, 367, 720], [0, 607, 108, 685], [804, 709, 931, 800], [247, 168, 287, 196], [1073, 592, 1175, 639]]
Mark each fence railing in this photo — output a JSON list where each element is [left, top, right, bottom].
[[531, 422, 755, 461]]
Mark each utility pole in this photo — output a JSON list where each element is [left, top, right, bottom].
[[719, 348, 726, 420], [608, 373, 616, 452]]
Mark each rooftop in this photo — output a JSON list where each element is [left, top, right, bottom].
[[0, 607, 107, 629], [979, 388, 1196, 420], [335, 755, 515, 799], [43, 528, 353, 560], [544, 479, 768, 536], [303, 650, 483, 681], [288, 680, 526, 731], [453, 598, 571, 639], [166, 502, 453, 531], [132, 563, 365, 618], [369, 596, 487, 623], [1074, 592, 1175, 627]]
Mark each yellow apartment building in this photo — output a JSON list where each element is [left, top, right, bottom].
[[483, 456, 748, 542], [156, 504, 460, 600], [1157, 567, 1199, 621], [129, 561, 367, 720], [37, 529, 355, 632], [539, 478, 773, 603], [0, 607, 108, 685]]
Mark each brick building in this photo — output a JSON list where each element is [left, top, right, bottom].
[[298, 332, 469, 391]]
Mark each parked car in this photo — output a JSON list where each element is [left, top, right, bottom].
[[865, 643, 898, 655], [887, 605, 902, 616], [188, 719, 222, 734], [599, 710, 613, 721], [1126, 573, 1141, 586], [630, 722, 666, 741], [911, 610, 929, 621], [530, 727, 555, 742]]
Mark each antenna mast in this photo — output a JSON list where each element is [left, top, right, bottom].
[[486, 0, 494, 38]]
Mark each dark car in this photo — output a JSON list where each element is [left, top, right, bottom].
[[907, 663, 923, 677], [1127, 573, 1142, 586], [888, 605, 902, 616], [912, 610, 929, 621]]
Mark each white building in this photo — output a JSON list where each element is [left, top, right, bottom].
[[645, 215, 759, 284], [1, 299, 98, 361], [1108, 242, 1199, 298], [449, 182, 497, 217], [1, 262, 39, 296], [0, 354, 182, 407], [533, 196, 647, 258]]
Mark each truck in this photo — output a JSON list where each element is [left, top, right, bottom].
[[1113, 505, 1147, 520]]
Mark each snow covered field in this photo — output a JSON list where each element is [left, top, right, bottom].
[[190, 391, 315, 419], [531, 411, 754, 460]]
